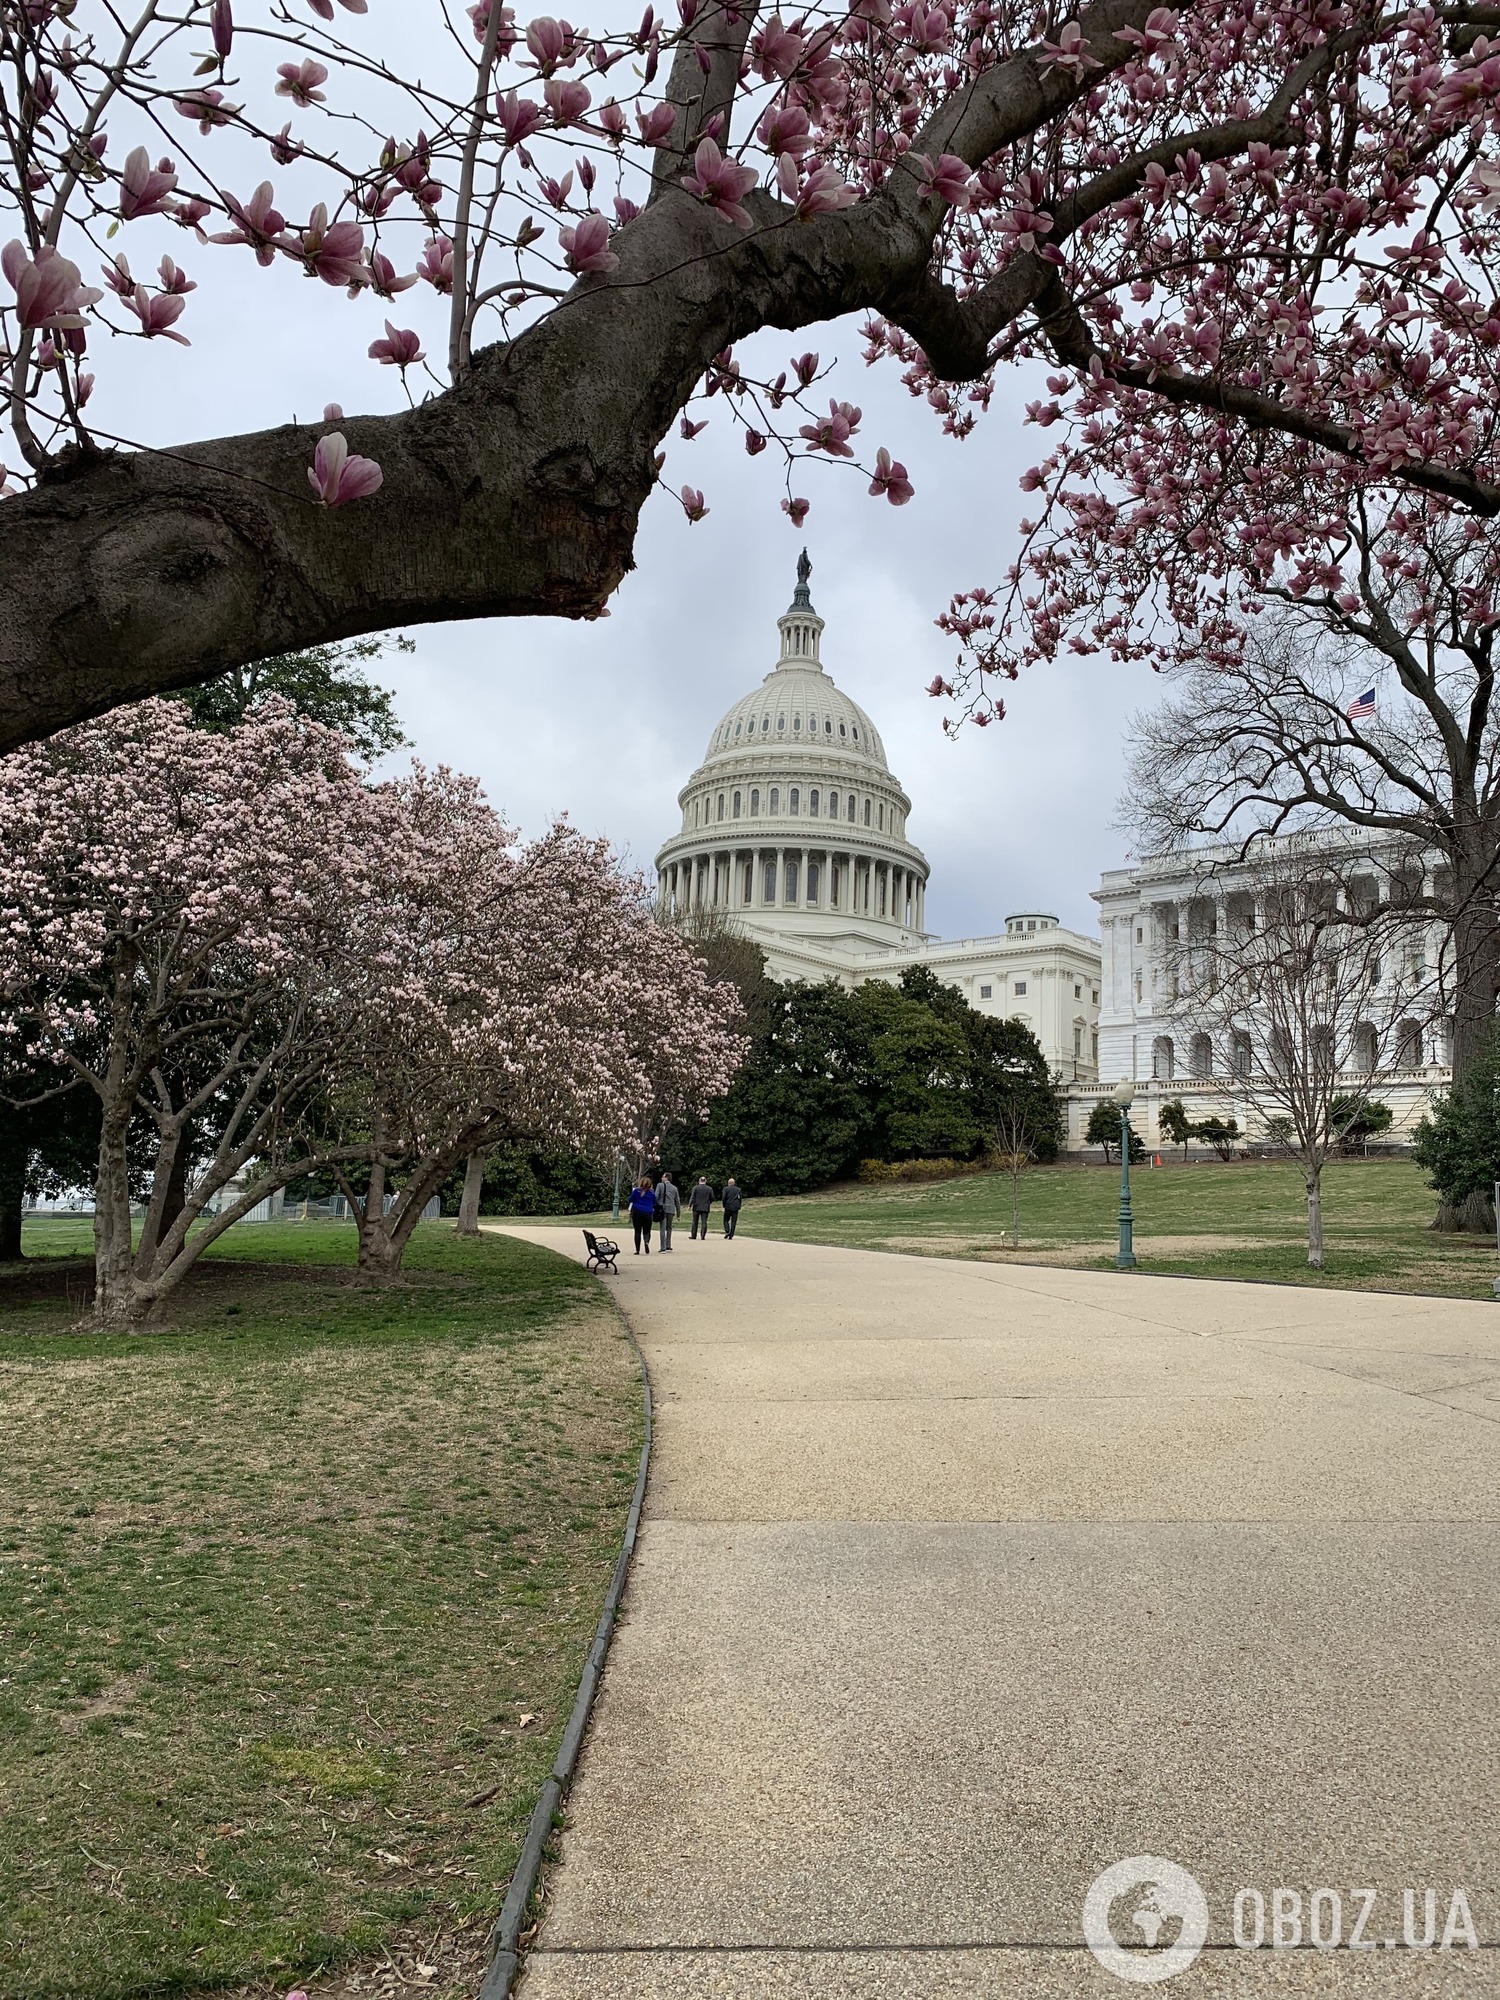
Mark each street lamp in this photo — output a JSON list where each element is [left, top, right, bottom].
[[611, 1149, 630, 1224], [1113, 1079, 1137, 1271]]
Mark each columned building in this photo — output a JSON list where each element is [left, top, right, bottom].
[[655, 556, 1102, 1080]]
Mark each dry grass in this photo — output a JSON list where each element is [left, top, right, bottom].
[[0, 1223, 642, 2000]]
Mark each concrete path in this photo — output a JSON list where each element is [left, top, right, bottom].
[[503, 1230, 1500, 1996]]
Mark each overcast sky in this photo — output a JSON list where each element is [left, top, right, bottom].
[[82, 17, 1164, 945]]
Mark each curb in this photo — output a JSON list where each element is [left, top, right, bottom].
[[476, 1302, 653, 2000]]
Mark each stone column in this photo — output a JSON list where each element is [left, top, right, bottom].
[[775, 846, 785, 907]]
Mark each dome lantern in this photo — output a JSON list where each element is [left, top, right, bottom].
[[776, 548, 825, 670]]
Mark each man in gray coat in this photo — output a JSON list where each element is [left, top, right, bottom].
[[688, 1176, 715, 1240], [656, 1171, 681, 1251]]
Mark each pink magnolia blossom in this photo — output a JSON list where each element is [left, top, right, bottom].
[[292, 204, 365, 286], [368, 320, 424, 366], [598, 98, 626, 139], [778, 158, 859, 218], [1038, 19, 1102, 75], [2, 242, 99, 330], [497, 90, 545, 146], [526, 15, 569, 69], [636, 101, 675, 146], [911, 152, 970, 207], [308, 431, 383, 505], [744, 429, 766, 454], [306, 0, 366, 16], [120, 284, 190, 344], [276, 60, 330, 107], [365, 251, 418, 297], [559, 213, 617, 272], [323, 402, 344, 421], [868, 446, 914, 504], [417, 234, 454, 292], [757, 103, 811, 159], [782, 495, 810, 526], [752, 13, 804, 80], [680, 484, 708, 520], [210, 0, 233, 57], [799, 398, 861, 456], [210, 183, 286, 266], [544, 77, 591, 123], [680, 138, 758, 228], [174, 88, 238, 132], [118, 148, 178, 221]]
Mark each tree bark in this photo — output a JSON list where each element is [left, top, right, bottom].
[[1305, 1167, 1324, 1269], [457, 1149, 487, 1237], [0, 1118, 27, 1260], [0, 0, 1165, 750]]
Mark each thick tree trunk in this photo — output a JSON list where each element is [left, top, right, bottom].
[[0, 1120, 27, 1261], [0, 1, 1159, 749], [457, 1150, 487, 1237], [1448, 888, 1500, 1090], [1305, 1168, 1324, 1269]]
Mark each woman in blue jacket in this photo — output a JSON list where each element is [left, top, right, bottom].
[[627, 1177, 656, 1255]]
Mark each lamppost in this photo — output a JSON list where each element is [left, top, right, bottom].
[[611, 1149, 629, 1224], [1113, 1078, 1137, 1271]]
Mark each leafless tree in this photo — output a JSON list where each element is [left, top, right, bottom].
[[1126, 559, 1500, 1086], [1162, 850, 1435, 1267]]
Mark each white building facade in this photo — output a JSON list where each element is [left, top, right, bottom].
[[1073, 838, 1454, 1151], [655, 558, 1102, 1080]]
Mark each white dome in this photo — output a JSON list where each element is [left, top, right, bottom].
[[701, 668, 887, 771]]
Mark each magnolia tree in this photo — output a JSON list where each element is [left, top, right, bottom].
[[8, 0, 1500, 744], [321, 781, 744, 1276], [0, 697, 394, 1325]]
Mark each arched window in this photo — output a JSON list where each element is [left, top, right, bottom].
[[847, 794, 856, 822], [1189, 1033, 1212, 1079], [762, 716, 770, 733], [732, 790, 741, 818], [863, 798, 872, 826], [790, 787, 800, 813], [743, 861, 753, 902], [750, 788, 760, 815], [770, 787, 779, 814], [793, 714, 802, 732], [1398, 1019, 1424, 1067], [735, 720, 742, 738], [878, 803, 885, 830], [764, 860, 777, 903], [825, 718, 833, 735], [716, 792, 725, 821], [777, 714, 786, 732], [784, 858, 799, 903], [809, 788, 820, 817], [807, 862, 820, 904], [829, 790, 839, 818], [1352, 1022, 1378, 1073], [1152, 1035, 1175, 1081], [839, 722, 847, 738], [852, 726, 860, 741]]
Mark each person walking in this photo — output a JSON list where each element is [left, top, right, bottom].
[[627, 1176, 656, 1255], [688, 1175, 715, 1240], [722, 1176, 743, 1239], [656, 1171, 680, 1252]]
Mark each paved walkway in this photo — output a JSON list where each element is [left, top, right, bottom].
[[503, 1229, 1500, 1996]]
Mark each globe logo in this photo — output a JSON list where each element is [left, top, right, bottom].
[[1082, 1856, 1211, 1984]]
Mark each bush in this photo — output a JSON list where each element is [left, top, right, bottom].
[[1414, 1034, 1500, 1229], [857, 1157, 966, 1183]]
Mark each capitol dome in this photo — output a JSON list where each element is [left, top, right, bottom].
[[656, 554, 930, 952]]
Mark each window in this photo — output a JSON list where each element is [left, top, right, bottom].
[[762, 716, 770, 733], [810, 788, 820, 817], [790, 787, 800, 814], [1135, 926, 1143, 943], [829, 790, 839, 818], [716, 792, 725, 821], [693, 800, 700, 826], [852, 726, 860, 740], [1091, 1031, 1098, 1063], [980, 983, 992, 999], [1074, 984, 1082, 999], [732, 790, 741, 818], [764, 861, 777, 902], [784, 859, 799, 903], [1015, 981, 1027, 996], [847, 795, 856, 822], [770, 787, 780, 814], [878, 803, 885, 830], [839, 722, 847, 738], [1074, 1026, 1083, 1058], [735, 720, 742, 737], [831, 864, 841, 904], [1092, 990, 1099, 1005], [863, 798, 871, 826], [743, 862, 753, 902], [777, 714, 786, 732], [750, 788, 760, 815], [793, 714, 802, 732], [1135, 973, 1143, 1003], [807, 862, 820, 903], [1027, 919, 1036, 931]]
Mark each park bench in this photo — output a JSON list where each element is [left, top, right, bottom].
[[582, 1228, 619, 1274]]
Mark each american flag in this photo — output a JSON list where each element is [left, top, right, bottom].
[[1345, 687, 1377, 721]]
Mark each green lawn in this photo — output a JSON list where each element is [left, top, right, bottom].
[[534, 1159, 1499, 1299], [0, 1221, 642, 2000]]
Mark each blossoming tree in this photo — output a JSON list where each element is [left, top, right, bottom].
[[318, 778, 743, 1277], [6, 0, 1500, 746]]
